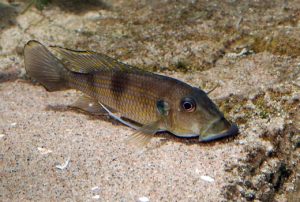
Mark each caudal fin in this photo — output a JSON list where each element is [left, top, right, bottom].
[[24, 40, 69, 91]]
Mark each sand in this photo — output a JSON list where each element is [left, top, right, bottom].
[[0, 0, 299, 201]]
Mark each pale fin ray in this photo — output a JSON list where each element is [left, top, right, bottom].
[[99, 102, 141, 130], [99, 101, 165, 147]]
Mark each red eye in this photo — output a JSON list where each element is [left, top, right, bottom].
[[181, 98, 196, 112]]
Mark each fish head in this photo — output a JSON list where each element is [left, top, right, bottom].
[[168, 87, 238, 142]]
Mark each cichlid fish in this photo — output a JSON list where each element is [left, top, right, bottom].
[[24, 40, 238, 146]]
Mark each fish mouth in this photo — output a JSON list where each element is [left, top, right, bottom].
[[199, 123, 239, 142]]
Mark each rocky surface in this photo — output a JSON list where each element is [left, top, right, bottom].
[[0, 0, 299, 201]]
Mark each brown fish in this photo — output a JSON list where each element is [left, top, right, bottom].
[[24, 40, 238, 146]]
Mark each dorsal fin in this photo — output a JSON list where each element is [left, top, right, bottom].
[[49, 46, 141, 74]]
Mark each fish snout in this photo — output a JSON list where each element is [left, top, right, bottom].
[[199, 117, 239, 142]]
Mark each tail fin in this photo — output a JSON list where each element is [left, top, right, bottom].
[[24, 40, 69, 91]]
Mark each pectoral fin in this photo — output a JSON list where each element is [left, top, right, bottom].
[[125, 121, 160, 147], [124, 99, 171, 147]]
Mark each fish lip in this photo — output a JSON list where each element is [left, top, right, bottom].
[[198, 123, 239, 142]]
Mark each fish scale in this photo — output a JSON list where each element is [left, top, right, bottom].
[[67, 71, 185, 124]]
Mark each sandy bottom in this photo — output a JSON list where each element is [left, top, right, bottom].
[[1, 0, 299, 201], [0, 81, 244, 201]]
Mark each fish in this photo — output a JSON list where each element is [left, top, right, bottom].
[[24, 40, 239, 146]]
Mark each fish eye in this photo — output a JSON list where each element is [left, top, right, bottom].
[[181, 97, 196, 112]]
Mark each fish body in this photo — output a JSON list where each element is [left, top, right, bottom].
[[69, 67, 190, 126], [24, 40, 238, 145]]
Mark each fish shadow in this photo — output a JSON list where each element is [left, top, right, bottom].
[[51, 0, 110, 14], [45, 104, 124, 126], [0, 70, 20, 83], [153, 131, 237, 147], [0, 3, 18, 31]]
